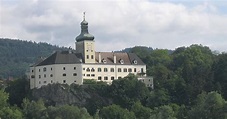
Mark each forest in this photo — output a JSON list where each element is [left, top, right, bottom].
[[0, 39, 227, 118], [0, 38, 66, 79]]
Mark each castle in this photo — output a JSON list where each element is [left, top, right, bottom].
[[29, 14, 153, 89]]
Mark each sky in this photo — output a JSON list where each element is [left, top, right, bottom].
[[0, 0, 227, 52]]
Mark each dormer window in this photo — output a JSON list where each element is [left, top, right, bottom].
[[102, 59, 107, 64], [133, 60, 137, 64], [119, 59, 124, 64]]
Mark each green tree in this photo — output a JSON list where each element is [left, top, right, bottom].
[[0, 89, 8, 108], [108, 77, 150, 108], [22, 99, 46, 119], [151, 105, 177, 119], [213, 53, 227, 99], [130, 101, 152, 119], [5, 77, 30, 106], [188, 91, 227, 119], [99, 104, 136, 119], [45, 105, 92, 119]]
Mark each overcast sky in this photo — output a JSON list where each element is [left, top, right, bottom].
[[1, 0, 227, 52]]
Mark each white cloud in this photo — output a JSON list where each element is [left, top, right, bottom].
[[0, 0, 227, 52]]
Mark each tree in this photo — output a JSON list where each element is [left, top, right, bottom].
[[151, 105, 177, 119], [188, 91, 227, 119], [5, 77, 30, 106], [45, 105, 92, 119], [0, 90, 23, 119], [22, 99, 46, 119], [99, 104, 136, 119], [108, 77, 150, 108], [130, 101, 152, 119], [213, 53, 227, 99]]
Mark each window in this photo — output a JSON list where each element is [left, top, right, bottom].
[[83, 74, 85, 76], [102, 59, 107, 63], [74, 80, 77, 82], [104, 68, 108, 72], [86, 68, 90, 72], [31, 75, 35, 78], [31, 70, 34, 72], [63, 73, 66, 76], [73, 73, 77, 76], [98, 68, 101, 72], [39, 81, 41, 84], [91, 74, 95, 77], [51, 80, 53, 83], [118, 68, 121, 72], [141, 68, 144, 73], [51, 68, 53, 70], [128, 68, 132, 72], [98, 76, 102, 80], [44, 74, 46, 78], [63, 80, 66, 83], [50, 74, 53, 77], [120, 59, 124, 64], [110, 68, 114, 72], [43, 67, 46, 72], [39, 75, 41, 78], [91, 68, 95, 72], [87, 55, 89, 59], [39, 69, 40, 72], [134, 68, 137, 72], [111, 77, 114, 80], [123, 68, 127, 72], [133, 60, 137, 64], [83, 68, 85, 70], [118, 77, 122, 79], [87, 74, 90, 77], [63, 67, 66, 70], [91, 55, 94, 59], [44, 81, 47, 84], [74, 67, 76, 70], [104, 77, 108, 80]]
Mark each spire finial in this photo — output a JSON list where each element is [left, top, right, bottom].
[[83, 12, 86, 20]]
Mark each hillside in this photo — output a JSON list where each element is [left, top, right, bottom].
[[0, 38, 67, 79]]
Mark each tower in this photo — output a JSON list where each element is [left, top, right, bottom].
[[75, 12, 95, 63]]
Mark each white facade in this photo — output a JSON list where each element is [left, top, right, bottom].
[[82, 64, 146, 84], [29, 16, 152, 89], [30, 64, 83, 89]]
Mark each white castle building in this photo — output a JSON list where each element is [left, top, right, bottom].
[[29, 14, 153, 89]]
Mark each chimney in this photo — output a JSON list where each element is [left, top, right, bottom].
[[113, 53, 116, 63], [99, 52, 101, 63]]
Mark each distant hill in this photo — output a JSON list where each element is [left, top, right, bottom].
[[0, 38, 67, 79]]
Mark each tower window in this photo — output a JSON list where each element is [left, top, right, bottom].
[[43, 67, 46, 72], [74, 67, 76, 70], [91, 68, 95, 72], [73, 73, 77, 76], [63, 80, 66, 83], [39, 75, 41, 78], [86, 68, 90, 72], [63, 73, 66, 76], [63, 67, 66, 70], [50, 74, 53, 77], [44, 74, 46, 78]]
